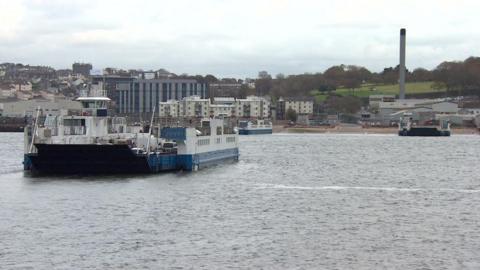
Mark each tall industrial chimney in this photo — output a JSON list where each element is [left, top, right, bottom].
[[399, 28, 406, 100]]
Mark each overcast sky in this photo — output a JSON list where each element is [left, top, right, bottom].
[[0, 0, 479, 78]]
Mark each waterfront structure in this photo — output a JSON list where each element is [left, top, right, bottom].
[[363, 97, 461, 126], [158, 99, 180, 118], [378, 99, 458, 118], [115, 78, 208, 114], [159, 95, 271, 118], [236, 96, 271, 118], [276, 97, 314, 120], [159, 96, 210, 118], [369, 95, 395, 110]]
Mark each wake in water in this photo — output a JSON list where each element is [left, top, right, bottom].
[[256, 183, 480, 194], [0, 166, 24, 175]]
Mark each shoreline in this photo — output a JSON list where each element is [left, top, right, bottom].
[[273, 125, 479, 135]]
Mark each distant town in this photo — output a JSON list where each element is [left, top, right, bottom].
[[1, 57, 480, 132]]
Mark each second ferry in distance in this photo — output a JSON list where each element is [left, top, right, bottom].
[[398, 113, 451, 137], [238, 119, 273, 135]]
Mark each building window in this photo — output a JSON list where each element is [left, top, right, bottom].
[[142, 83, 147, 112], [156, 83, 160, 106], [149, 83, 153, 112], [182, 83, 187, 98], [134, 83, 139, 113], [162, 83, 167, 102]]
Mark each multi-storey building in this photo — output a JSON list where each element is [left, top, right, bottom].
[[115, 78, 208, 114], [276, 97, 314, 120], [158, 100, 180, 117], [159, 95, 270, 118], [178, 96, 210, 117], [236, 96, 271, 118], [210, 104, 235, 117]]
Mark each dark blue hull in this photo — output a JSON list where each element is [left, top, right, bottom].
[[399, 127, 450, 137], [24, 144, 239, 175], [238, 128, 272, 135], [24, 144, 177, 174]]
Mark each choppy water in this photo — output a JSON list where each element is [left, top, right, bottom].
[[1, 132, 480, 269]]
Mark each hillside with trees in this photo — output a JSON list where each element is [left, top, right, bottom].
[[252, 57, 480, 103]]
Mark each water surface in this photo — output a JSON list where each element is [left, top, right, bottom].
[[1, 133, 480, 269]]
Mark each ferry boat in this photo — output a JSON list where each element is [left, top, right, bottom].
[[23, 91, 239, 174], [238, 119, 272, 135], [398, 115, 450, 137]]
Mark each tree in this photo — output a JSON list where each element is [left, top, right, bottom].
[[433, 61, 465, 91], [381, 67, 398, 85], [258, 71, 271, 79], [255, 71, 273, 96], [325, 95, 362, 114], [286, 107, 298, 122], [411, 68, 432, 82], [324, 65, 345, 88], [204, 74, 218, 84], [344, 68, 362, 95]]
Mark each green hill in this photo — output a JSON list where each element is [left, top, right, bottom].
[[312, 81, 444, 102]]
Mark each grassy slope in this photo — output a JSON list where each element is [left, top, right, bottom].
[[311, 81, 443, 102]]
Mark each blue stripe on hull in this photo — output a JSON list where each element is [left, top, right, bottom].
[[147, 153, 178, 172], [178, 148, 239, 171], [238, 129, 272, 135]]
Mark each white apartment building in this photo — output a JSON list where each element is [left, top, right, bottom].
[[210, 104, 235, 117], [284, 98, 314, 115], [158, 95, 271, 118], [236, 96, 271, 118], [159, 96, 210, 118], [158, 100, 180, 117], [178, 96, 210, 117]]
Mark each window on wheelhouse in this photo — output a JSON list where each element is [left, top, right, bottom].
[[63, 119, 86, 135]]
